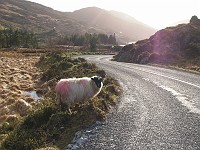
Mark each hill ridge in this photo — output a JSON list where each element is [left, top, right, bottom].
[[0, 0, 156, 44]]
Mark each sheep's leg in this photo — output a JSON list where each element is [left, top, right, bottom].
[[68, 108, 72, 114], [67, 103, 72, 114], [56, 93, 62, 111], [59, 104, 62, 111]]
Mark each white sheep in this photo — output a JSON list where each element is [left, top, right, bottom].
[[55, 76, 103, 113]]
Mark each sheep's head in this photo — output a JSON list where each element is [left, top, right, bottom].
[[91, 76, 103, 88]]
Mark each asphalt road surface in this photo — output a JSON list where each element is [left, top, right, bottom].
[[77, 55, 200, 150]]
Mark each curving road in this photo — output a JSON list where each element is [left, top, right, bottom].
[[78, 55, 200, 150]]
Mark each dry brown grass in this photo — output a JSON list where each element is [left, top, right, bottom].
[[0, 51, 42, 123]]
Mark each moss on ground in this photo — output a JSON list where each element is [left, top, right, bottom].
[[1, 52, 121, 150]]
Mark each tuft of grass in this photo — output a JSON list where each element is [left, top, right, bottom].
[[1, 52, 121, 150], [0, 25, 6, 30]]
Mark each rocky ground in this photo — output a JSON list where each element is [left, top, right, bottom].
[[0, 51, 43, 124]]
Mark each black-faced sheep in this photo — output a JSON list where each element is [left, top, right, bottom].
[[55, 76, 103, 113]]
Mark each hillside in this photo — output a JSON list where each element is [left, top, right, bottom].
[[114, 16, 200, 71], [66, 7, 156, 43], [0, 0, 88, 35], [0, 0, 156, 44]]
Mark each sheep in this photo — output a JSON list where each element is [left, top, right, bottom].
[[55, 76, 103, 113]]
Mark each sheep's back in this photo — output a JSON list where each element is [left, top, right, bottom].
[[72, 78, 94, 102], [55, 79, 71, 98]]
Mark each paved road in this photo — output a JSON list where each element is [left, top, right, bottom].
[[78, 55, 200, 150]]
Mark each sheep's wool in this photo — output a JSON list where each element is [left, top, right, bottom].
[[55, 77, 102, 109]]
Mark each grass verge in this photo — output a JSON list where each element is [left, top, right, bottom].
[[1, 52, 121, 150]]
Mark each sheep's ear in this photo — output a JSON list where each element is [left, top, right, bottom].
[[91, 76, 102, 82], [99, 77, 103, 82], [91, 76, 95, 81]]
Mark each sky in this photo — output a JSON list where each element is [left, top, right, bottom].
[[27, 0, 200, 29]]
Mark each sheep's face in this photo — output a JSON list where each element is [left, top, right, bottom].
[[91, 76, 103, 88]]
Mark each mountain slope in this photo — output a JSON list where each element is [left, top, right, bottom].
[[0, 0, 156, 44], [0, 0, 87, 34], [66, 7, 156, 43], [114, 16, 200, 71]]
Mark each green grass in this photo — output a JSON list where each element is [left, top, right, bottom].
[[1, 52, 121, 150], [0, 26, 6, 30]]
